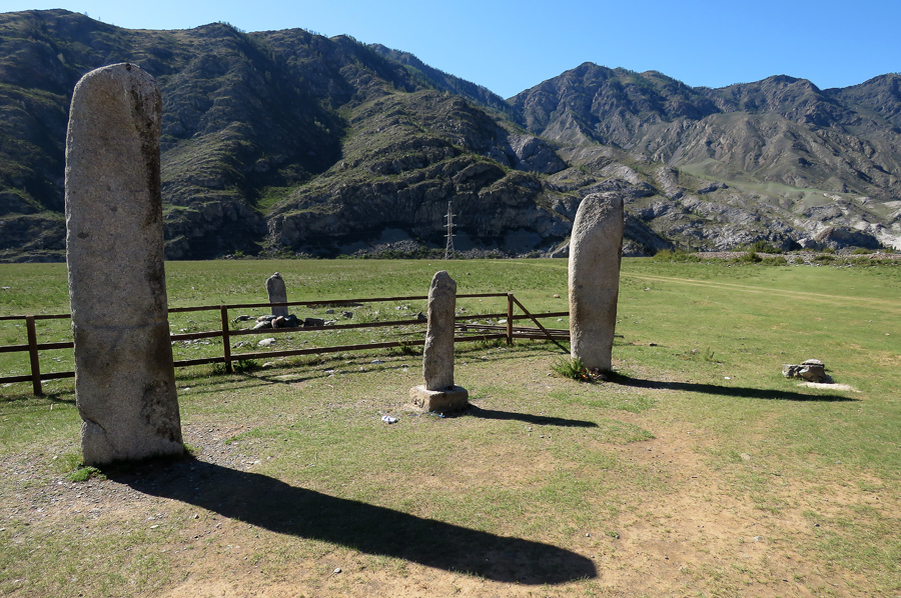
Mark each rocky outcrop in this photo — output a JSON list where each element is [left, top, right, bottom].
[[811, 226, 881, 250], [507, 134, 567, 174], [267, 154, 569, 256], [782, 360, 830, 383], [0, 213, 66, 261], [163, 199, 266, 260]]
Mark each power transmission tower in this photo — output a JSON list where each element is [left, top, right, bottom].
[[444, 201, 456, 260]]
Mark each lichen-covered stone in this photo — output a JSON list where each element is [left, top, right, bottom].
[[568, 192, 624, 372], [422, 271, 457, 391], [65, 63, 182, 465]]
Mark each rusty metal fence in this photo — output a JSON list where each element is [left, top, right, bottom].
[[0, 293, 569, 395]]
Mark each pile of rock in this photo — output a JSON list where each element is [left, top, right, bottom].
[[248, 314, 328, 330], [782, 359, 831, 383], [251, 314, 300, 330]]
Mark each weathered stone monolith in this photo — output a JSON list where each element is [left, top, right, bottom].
[[423, 271, 456, 390], [266, 272, 288, 317], [568, 192, 624, 372], [410, 271, 468, 411], [65, 63, 182, 466]]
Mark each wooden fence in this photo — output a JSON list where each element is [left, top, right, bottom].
[[0, 293, 569, 395]]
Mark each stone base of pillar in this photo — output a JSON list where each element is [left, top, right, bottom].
[[409, 385, 469, 412]]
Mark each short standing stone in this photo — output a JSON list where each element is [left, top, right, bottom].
[[266, 272, 288, 317], [568, 192, 624, 372], [423, 271, 457, 390], [65, 63, 182, 465], [411, 271, 468, 411]]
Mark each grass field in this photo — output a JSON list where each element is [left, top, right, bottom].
[[1, 257, 899, 597]]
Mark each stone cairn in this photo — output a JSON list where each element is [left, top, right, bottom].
[[410, 271, 469, 412], [783, 359, 830, 383], [568, 192, 624, 373], [252, 272, 301, 329], [65, 63, 183, 465]]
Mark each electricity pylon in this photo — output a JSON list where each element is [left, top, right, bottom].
[[444, 201, 456, 259]]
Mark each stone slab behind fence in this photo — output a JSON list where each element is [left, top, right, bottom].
[[266, 272, 288, 317]]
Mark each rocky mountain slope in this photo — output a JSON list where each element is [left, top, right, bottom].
[[509, 64, 901, 251], [0, 9, 898, 261]]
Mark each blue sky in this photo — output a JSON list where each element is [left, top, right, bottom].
[[6, 1, 899, 98]]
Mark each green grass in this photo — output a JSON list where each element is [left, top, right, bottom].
[[0, 259, 569, 381], [1, 257, 900, 596]]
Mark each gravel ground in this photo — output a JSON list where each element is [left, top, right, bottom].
[[4, 422, 262, 528]]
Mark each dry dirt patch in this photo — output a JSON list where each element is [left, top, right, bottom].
[[5, 409, 892, 598]]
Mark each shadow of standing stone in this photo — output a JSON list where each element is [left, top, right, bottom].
[[65, 63, 182, 465], [568, 192, 624, 372]]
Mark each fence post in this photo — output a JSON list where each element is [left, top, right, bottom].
[[220, 306, 232, 373], [25, 316, 43, 395], [506, 294, 514, 346]]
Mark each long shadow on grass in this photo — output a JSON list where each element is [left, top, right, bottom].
[[610, 374, 858, 402], [459, 405, 598, 427], [113, 458, 596, 584]]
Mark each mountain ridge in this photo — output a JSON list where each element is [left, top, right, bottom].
[[1, 9, 899, 262]]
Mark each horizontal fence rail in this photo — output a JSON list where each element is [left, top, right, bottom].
[[0, 293, 569, 395]]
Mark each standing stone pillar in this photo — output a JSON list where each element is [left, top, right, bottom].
[[65, 63, 182, 465], [410, 271, 468, 411], [568, 192, 624, 372], [266, 272, 288, 317]]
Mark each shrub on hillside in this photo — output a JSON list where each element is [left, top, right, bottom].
[[652, 249, 701, 262], [746, 240, 781, 254]]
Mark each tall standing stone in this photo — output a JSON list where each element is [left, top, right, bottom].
[[568, 192, 624, 372], [65, 63, 182, 465], [266, 272, 288, 317], [410, 271, 468, 411]]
